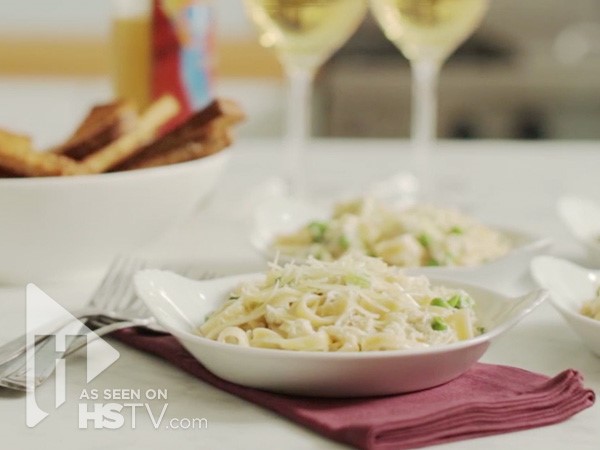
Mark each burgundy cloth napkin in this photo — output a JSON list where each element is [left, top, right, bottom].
[[115, 329, 595, 450]]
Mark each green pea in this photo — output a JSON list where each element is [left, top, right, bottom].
[[338, 235, 350, 250], [307, 221, 328, 243], [449, 226, 463, 235], [447, 294, 463, 309], [431, 317, 448, 331], [418, 234, 431, 248], [430, 298, 449, 308]]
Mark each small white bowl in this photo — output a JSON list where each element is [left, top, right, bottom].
[[134, 269, 547, 397], [251, 201, 551, 288], [531, 256, 600, 357], [558, 196, 600, 264], [0, 151, 229, 284]]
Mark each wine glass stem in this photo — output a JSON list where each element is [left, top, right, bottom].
[[285, 67, 315, 199], [411, 59, 441, 199]]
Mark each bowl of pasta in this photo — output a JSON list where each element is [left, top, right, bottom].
[[251, 197, 551, 288], [135, 254, 547, 397], [531, 256, 600, 357]]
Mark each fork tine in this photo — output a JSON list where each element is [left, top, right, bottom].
[[184, 266, 216, 281], [89, 255, 131, 309], [119, 260, 150, 311], [128, 303, 148, 317], [98, 262, 215, 319], [117, 260, 212, 313], [93, 256, 145, 312], [107, 257, 146, 311]]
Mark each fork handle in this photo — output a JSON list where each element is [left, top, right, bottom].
[[0, 320, 142, 391], [0, 310, 100, 367], [62, 320, 140, 357]]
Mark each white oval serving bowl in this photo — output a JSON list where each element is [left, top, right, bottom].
[[0, 151, 229, 284], [558, 196, 600, 265], [135, 269, 547, 397], [531, 256, 600, 357]]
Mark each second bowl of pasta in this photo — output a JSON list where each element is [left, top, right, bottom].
[[134, 254, 547, 397], [251, 197, 551, 289]]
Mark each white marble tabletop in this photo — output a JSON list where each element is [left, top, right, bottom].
[[1, 139, 599, 449]]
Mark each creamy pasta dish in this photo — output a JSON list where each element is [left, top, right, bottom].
[[581, 287, 600, 321], [199, 254, 482, 352], [272, 198, 512, 267]]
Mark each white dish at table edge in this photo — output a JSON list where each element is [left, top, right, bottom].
[[134, 270, 547, 397], [531, 255, 600, 357], [557, 195, 600, 264]]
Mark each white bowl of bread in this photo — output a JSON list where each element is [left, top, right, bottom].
[[0, 95, 244, 284]]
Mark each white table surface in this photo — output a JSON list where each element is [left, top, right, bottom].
[[1, 139, 600, 449]]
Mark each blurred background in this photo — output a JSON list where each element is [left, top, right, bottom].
[[1, 0, 600, 148]]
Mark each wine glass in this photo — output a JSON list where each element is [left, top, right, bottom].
[[370, 0, 490, 199], [243, 0, 368, 200]]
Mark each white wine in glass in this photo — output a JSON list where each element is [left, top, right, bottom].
[[244, 0, 367, 198], [370, 0, 490, 198]]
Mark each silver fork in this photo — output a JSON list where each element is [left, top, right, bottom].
[[0, 304, 154, 391], [0, 256, 147, 367], [0, 256, 213, 391], [0, 256, 149, 391]]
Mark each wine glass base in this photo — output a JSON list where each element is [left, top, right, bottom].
[[367, 171, 420, 208], [366, 171, 475, 212], [429, 175, 477, 212]]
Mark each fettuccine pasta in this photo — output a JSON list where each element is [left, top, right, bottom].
[[199, 254, 482, 352]]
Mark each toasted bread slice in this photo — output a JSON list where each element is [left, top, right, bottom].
[[52, 99, 137, 161], [0, 167, 20, 177], [67, 95, 181, 175], [0, 129, 80, 177], [113, 99, 244, 171]]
